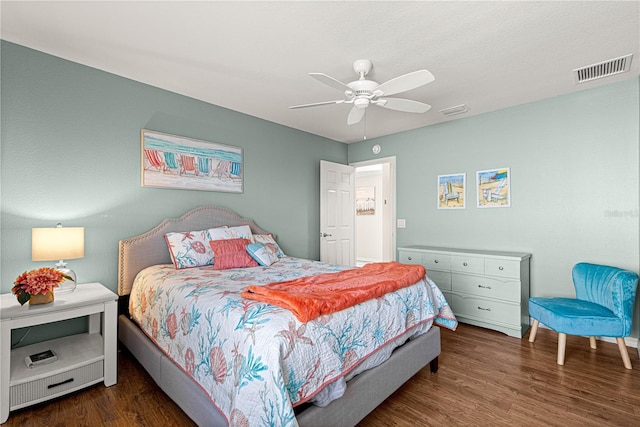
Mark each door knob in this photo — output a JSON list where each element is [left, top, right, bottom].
[[321, 233, 333, 237]]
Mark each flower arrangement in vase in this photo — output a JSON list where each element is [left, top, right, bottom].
[[12, 267, 72, 305]]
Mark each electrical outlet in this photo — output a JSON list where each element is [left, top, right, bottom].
[[397, 219, 406, 228]]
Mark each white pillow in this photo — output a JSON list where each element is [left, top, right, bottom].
[[208, 225, 255, 243]]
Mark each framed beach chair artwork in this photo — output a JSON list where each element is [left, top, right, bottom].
[[141, 130, 243, 193], [437, 173, 465, 209], [476, 167, 510, 208]]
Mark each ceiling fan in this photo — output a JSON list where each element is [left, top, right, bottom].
[[290, 59, 435, 125]]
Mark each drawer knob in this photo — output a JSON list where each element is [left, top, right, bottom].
[[499, 266, 504, 270], [434, 259, 439, 263], [463, 262, 468, 267], [478, 285, 492, 289], [477, 306, 491, 311], [408, 256, 412, 261]]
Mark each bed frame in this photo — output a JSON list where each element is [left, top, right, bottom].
[[117, 206, 441, 427]]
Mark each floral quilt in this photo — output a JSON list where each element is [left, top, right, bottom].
[[129, 257, 457, 427]]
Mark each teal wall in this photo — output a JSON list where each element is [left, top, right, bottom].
[[3, 40, 639, 340], [349, 78, 640, 335], [0, 41, 348, 294]]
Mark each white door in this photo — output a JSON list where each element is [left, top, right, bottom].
[[320, 160, 355, 266]]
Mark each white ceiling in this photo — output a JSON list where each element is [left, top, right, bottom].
[[2, 1, 639, 144]]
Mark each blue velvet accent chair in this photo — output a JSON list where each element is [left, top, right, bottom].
[[528, 263, 638, 369]]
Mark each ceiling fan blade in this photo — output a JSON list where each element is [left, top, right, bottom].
[[375, 70, 435, 96], [289, 99, 345, 109], [376, 98, 431, 113], [347, 106, 366, 125], [309, 73, 352, 92]]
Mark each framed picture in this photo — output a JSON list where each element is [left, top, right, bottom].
[[476, 167, 510, 208], [356, 186, 376, 215], [437, 173, 465, 209], [141, 129, 243, 193]]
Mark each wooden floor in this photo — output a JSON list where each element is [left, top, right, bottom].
[[5, 323, 640, 426]]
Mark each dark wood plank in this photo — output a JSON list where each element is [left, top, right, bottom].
[[358, 325, 640, 427], [4, 324, 640, 426]]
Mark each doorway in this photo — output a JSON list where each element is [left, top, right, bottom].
[[351, 157, 396, 266]]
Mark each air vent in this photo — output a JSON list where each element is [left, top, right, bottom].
[[573, 54, 633, 84], [440, 104, 469, 117]]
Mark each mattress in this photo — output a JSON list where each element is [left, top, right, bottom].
[[128, 257, 456, 426]]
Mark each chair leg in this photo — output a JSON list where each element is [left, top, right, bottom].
[[616, 338, 632, 370], [529, 319, 539, 343], [557, 333, 567, 365], [589, 336, 597, 349]]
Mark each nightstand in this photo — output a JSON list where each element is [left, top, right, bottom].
[[0, 283, 118, 424]]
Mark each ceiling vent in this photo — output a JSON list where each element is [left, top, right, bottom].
[[440, 104, 469, 117], [573, 54, 633, 84]]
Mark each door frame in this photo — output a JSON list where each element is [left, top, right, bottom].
[[350, 156, 397, 262]]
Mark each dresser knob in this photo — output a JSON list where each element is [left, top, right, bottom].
[[408, 256, 412, 261], [463, 262, 468, 267], [499, 266, 504, 270], [434, 259, 439, 263]]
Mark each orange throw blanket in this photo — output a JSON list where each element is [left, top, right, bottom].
[[241, 262, 426, 322]]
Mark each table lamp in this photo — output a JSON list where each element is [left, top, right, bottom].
[[32, 223, 85, 293]]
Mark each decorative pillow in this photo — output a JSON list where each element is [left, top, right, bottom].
[[246, 243, 280, 267], [165, 229, 214, 269], [253, 234, 285, 257], [208, 225, 255, 243], [209, 238, 258, 270]]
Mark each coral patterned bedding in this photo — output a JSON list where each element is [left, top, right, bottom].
[[129, 257, 457, 427]]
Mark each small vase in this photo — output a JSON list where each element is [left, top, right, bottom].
[[29, 291, 54, 305]]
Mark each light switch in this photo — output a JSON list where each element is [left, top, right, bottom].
[[397, 219, 406, 228]]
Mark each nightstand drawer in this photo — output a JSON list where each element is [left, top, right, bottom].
[[10, 361, 103, 409], [452, 273, 520, 302]]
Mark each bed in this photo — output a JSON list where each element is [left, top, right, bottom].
[[117, 206, 456, 426]]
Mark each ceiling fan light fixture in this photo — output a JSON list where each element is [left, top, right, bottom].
[[354, 98, 370, 109]]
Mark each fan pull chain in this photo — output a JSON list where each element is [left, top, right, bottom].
[[363, 111, 367, 140]]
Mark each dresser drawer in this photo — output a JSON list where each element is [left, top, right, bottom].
[[428, 270, 452, 292], [422, 252, 451, 271], [398, 251, 422, 265], [449, 293, 520, 325], [450, 255, 484, 274], [485, 258, 520, 279], [452, 273, 519, 302]]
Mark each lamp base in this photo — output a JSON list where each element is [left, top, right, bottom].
[[56, 264, 77, 294]]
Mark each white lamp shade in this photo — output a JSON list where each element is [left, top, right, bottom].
[[32, 227, 85, 261]]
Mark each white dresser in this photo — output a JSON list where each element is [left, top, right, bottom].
[[398, 246, 531, 338]]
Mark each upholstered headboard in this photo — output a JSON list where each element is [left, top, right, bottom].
[[117, 206, 271, 296]]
